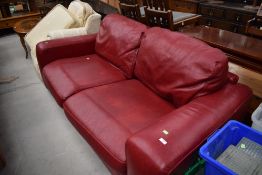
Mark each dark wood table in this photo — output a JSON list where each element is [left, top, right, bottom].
[[13, 17, 40, 59], [173, 15, 201, 30], [180, 26, 262, 73]]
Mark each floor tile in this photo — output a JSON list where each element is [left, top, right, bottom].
[[0, 34, 109, 175]]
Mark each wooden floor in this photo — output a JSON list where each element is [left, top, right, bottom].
[[229, 62, 262, 113], [229, 62, 262, 98]]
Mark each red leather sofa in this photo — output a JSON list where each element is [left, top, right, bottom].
[[36, 14, 252, 175]]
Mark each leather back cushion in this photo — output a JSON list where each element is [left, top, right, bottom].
[[135, 27, 228, 107], [95, 14, 147, 78]]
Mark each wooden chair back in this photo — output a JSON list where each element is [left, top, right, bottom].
[[119, 3, 142, 22], [39, 5, 52, 17], [145, 7, 173, 30], [142, 0, 169, 11]]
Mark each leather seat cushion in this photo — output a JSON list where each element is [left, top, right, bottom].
[[42, 54, 126, 106], [135, 27, 228, 107], [63, 80, 174, 174], [95, 14, 147, 78]]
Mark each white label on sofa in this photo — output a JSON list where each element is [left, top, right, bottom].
[[85, 57, 90, 60], [159, 138, 167, 145], [162, 130, 169, 135]]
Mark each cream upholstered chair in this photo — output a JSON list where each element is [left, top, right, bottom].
[[25, 0, 101, 78], [47, 1, 101, 39], [25, 4, 78, 76]]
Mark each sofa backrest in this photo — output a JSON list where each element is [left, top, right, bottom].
[[95, 14, 147, 78], [134, 27, 228, 107], [25, 4, 78, 50], [68, 0, 94, 26]]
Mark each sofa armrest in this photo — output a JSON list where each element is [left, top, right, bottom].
[[47, 27, 87, 40], [126, 83, 252, 175], [36, 33, 97, 72], [85, 13, 101, 34]]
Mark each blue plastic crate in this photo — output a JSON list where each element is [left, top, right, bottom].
[[199, 120, 262, 175]]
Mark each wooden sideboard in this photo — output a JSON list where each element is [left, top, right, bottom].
[[169, 0, 200, 13], [102, 0, 200, 12], [198, 2, 259, 34], [168, 0, 262, 36], [0, 12, 40, 29], [180, 26, 262, 73], [0, 0, 41, 29]]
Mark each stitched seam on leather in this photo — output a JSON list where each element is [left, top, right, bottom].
[[133, 31, 146, 72], [94, 53, 128, 78], [96, 29, 146, 78], [59, 54, 126, 89], [84, 92, 133, 135], [64, 78, 127, 107], [199, 60, 228, 95], [167, 86, 252, 174], [56, 54, 126, 98], [64, 106, 127, 166], [42, 68, 64, 106], [64, 97, 130, 165], [60, 56, 89, 89], [116, 43, 142, 78]]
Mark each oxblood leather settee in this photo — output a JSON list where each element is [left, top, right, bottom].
[[36, 14, 252, 175]]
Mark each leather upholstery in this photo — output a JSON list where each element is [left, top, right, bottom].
[[135, 27, 228, 107], [37, 34, 97, 72], [43, 54, 126, 106], [95, 14, 147, 78], [37, 14, 252, 175], [126, 83, 252, 175], [227, 72, 239, 84], [63, 80, 174, 174]]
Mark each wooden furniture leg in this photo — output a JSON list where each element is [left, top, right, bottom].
[[13, 18, 41, 59], [18, 33, 28, 59]]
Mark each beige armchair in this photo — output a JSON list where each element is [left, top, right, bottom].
[[47, 11, 101, 39], [25, 0, 101, 78]]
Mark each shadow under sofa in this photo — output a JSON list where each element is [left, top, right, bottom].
[[36, 14, 252, 175]]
